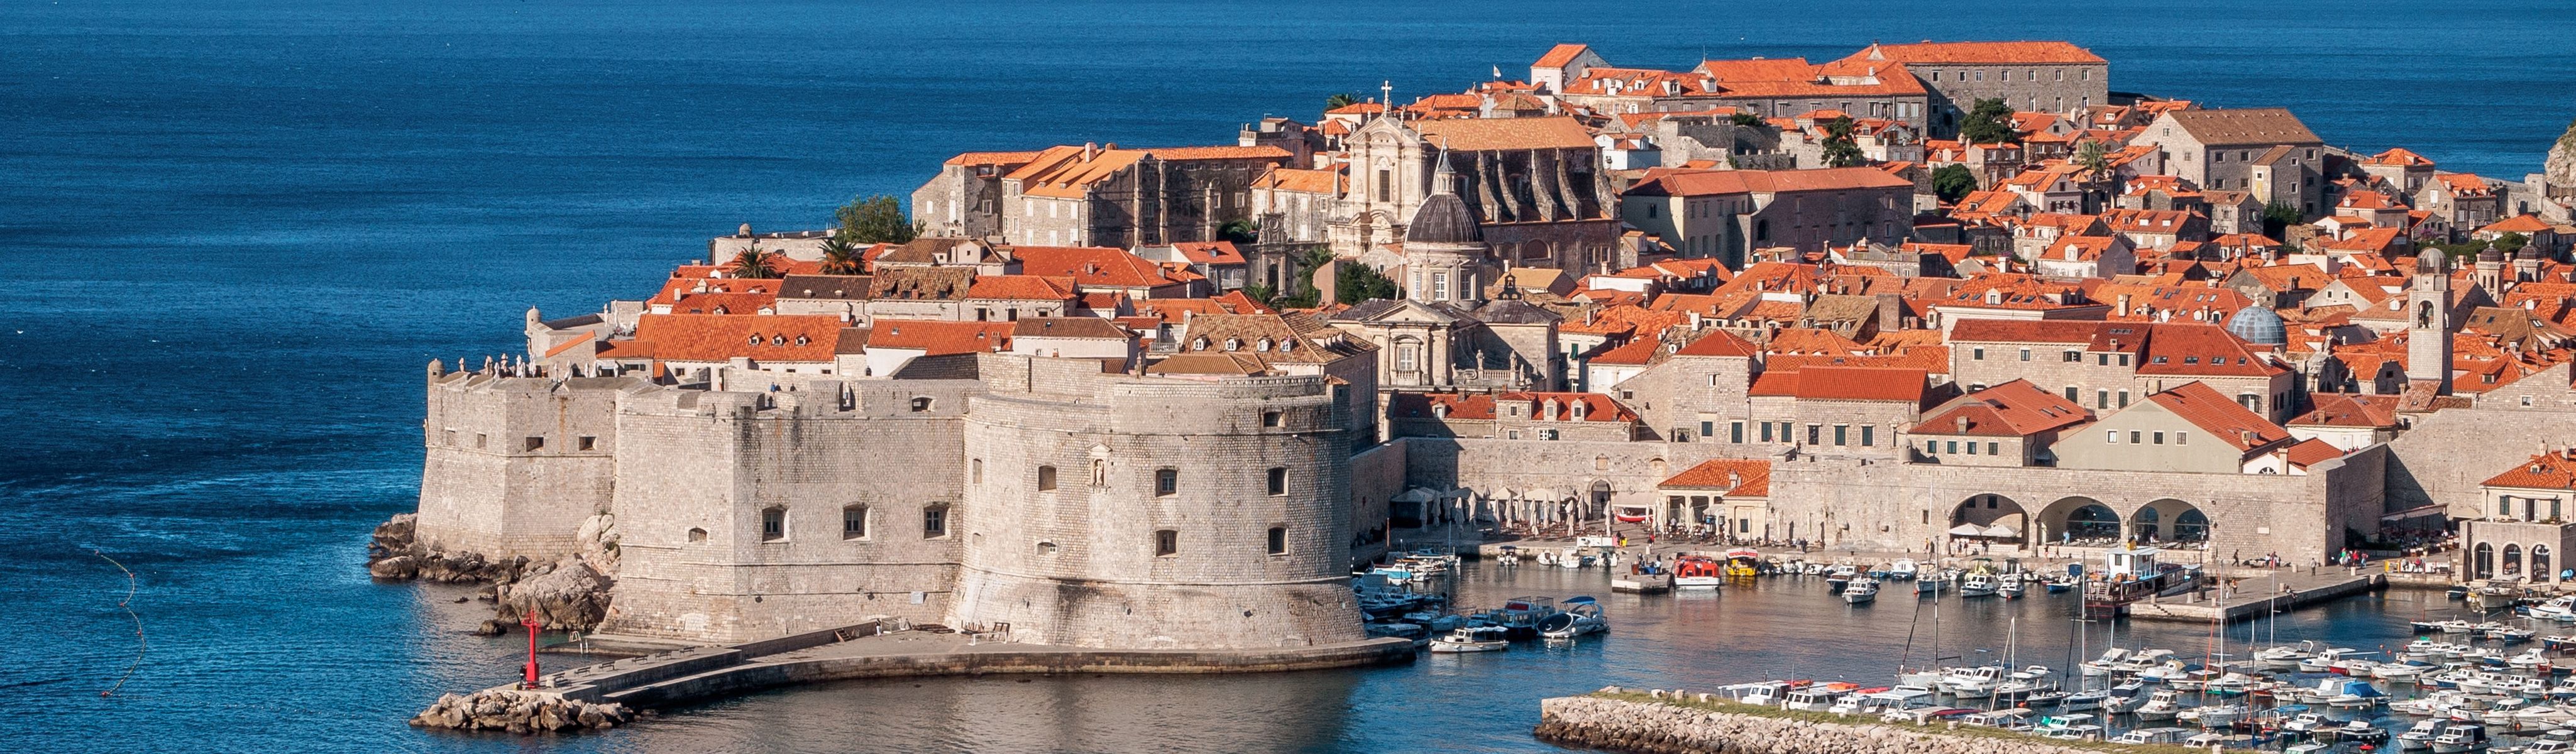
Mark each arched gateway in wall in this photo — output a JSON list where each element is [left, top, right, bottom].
[[2039, 496, 2122, 544]]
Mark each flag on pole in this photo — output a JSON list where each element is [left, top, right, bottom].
[[1492, 65, 1503, 79]]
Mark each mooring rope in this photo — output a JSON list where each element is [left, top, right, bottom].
[[94, 549, 145, 697]]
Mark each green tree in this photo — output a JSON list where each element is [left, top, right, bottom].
[[1325, 92, 1359, 110], [729, 248, 779, 279], [1958, 97, 2019, 145], [2260, 202, 2304, 238], [817, 236, 866, 275], [834, 194, 919, 244], [1217, 219, 1259, 244], [1336, 260, 1399, 303], [2499, 232, 2531, 253], [1820, 116, 1864, 168], [1729, 112, 1765, 128], [1931, 164, 1979, 203], [2074, 139, 2112, 180]]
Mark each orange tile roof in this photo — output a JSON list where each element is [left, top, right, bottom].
[[1846, 40, 2105, 65], [1253, 166, 1343, 195], [631, 314, 847, 363], [1534, 43, 1593, 68], [1672, 328, 1760, 358], [2143, 381, 2288, 452], [1658, 459, 1771, 496], [965, 275, 1079, 301], [1913, 379, 2093, 436], [1012, 246, 1184, 289], [1753, 365, 1929, 403], [1389, 391, 1495, 420], [2435, 173, 2494, 196], [2364, 148, 2435, 167], [2485, 450, 2576, 491], [2480, 214, 2553, 234], [1412, 116, 1597, 151], [2135, 323, 2287, 377], [2283, 437, 2345, 469], [867, 320, 1016, 356], [1495, 391, 1639, 422], [944, 150, 1047, 167], [2289, 393, 2400, 429], [668, 291, 779, 315]]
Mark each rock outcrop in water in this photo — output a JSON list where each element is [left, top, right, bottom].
[[364, 513, 531, 583], [1534, 691, 2130, 754], [410, 689, 636, 733], [492, 557, 614, 633]]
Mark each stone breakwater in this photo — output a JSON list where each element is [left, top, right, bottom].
[[364, 513, 619, 633], [1534, 692, 2205, 754], [409, 689, 638, 734]]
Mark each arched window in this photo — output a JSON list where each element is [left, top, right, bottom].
[[2416, 300, 2435, 329], [686, 527, 708, 542], [2134, 507, 2162, 542], [2536, 545, 2555, 582], [2174, 509, 2209, 542], [2505, 544, 2524, 576], [1090, 459, 1106, 486], [2474, 542, 2496, 579]]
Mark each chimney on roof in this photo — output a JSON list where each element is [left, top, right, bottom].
[[1956, 416, 1971, 433], [1727, 471, 1741, 488]]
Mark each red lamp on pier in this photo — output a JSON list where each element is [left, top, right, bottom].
[[520, 609, 542, 689]]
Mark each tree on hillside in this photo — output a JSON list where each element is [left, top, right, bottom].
[[1820, 116, 1864, 168], [1730, 112, 1764, 128], [1959, 97, 2019, 145], [1325, 92, 1359, 110], [2260, 202, 2304, 238], [729, 248, 779, 279], [1932, 164, 1979, 204], [834, 194, 919, 244], [1217, 219, 1260, 244], [817, 236, 865, 275]]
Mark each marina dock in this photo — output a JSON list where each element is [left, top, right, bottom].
[[2123, 570, 2386, 623]]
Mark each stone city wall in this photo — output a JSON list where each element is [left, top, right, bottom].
[[1533, 692, 2176, 754], [414, 374, 644, 559]]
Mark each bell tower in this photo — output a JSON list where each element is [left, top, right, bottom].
[[2407, 251, 2454, 393]]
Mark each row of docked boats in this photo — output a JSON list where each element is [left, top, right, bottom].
[[1425, 596, 1608, 652]]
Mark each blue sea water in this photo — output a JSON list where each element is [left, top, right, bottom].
[[1, 1, 2571, 751]]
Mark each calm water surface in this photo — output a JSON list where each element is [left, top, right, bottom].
[[4, 1, 2572, 751]]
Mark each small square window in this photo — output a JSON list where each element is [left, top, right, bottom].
[[923, 505, 949, 538], [761, 507, 787, 542], [1155, 469, 1178, 496], [1266, 467, 1288, 496], [1155, 529, 1179, 557], [1261, 411, 1282, 427], [1037, 466, 1057, 491], [2152, 432, 2165, 445], [475, 433, 488, 449], [1267, 526, 1287, 555], [2129, 431, 2142, 444], [576, 435, 596, 451], [843, 506, 869, 539]]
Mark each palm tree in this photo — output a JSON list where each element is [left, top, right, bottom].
[[818, 236, 864, 275], [1324, 92, 1358, 110], [729, 248, 779, 279], [2074, 139, 2115, 211]]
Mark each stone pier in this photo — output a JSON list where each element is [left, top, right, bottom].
[[1534, 691, 2228, 753]]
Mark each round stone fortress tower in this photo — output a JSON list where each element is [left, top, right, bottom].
[[948, 366, 1366, 650]]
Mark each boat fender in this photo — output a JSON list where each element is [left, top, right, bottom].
[[1649, 689, 1666, 699], [1697, 693, 1715, 703]]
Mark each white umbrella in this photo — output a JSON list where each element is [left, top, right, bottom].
[[1947, 523, 1984, 537]]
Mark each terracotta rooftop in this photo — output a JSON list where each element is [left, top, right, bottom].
[[1912, 379, 2093, 437], [2485, 449, 2576, 491], [2142, 381, 2289, 452], [1657, 459, 1771, 496]]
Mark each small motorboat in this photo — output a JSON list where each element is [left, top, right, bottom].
[[2399, 719, 2447, 750], [1998, 578, 2025, 599], [1887, 559, 1919, 581], [1537, 597, 1607, 639], [2334, 719, 2392, 744], [1959, 572, 2000, 598], [2061, 690, 2110, 711], [2433, 723, 2493, 753], [2281, 712, 2331, 737], [1428, 625, 1510, 653], [2111, 726, 2191, 745], [1844, 578, 1879, 605], [1672, 555, 1726, 589], [2134, 689, 2188, 721]]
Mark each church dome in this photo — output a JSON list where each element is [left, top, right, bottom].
[[1404, 192, 1481, 244], [2479, 243, 2506, 263], [2225, 305, 2287, 346], [2520, 243, 2545, 260]]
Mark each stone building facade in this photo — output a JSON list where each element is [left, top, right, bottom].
[[1838, 41, 2109, 137]]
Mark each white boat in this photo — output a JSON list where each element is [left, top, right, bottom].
[[2331, 719, 2391, 744], [2178, 703, 2248, 728], [2286, 741, 2330, 754], [2256, 640, 2326, 671], [2377, 660, 2435, 681], [2281, 713, 2332, 736], [1915, 579, 1943, 597], [1961, 708, 2034, 729], [1782, 684, 1854, 712], [2033, 713, 2099, 738], [2531, 596, 2576, 621], [1844, 578, 1879, 604], [1937, 665, 2009, 699], [1997, 578, 2025, 599], [2112, 726, 2191, 745], [2434, 723, 2494, 753], [1959, 572, 2000, 598], [1537, 597, 1607, 639], [2399, 719, 2447, 750], [2134, 689, 2188, 721], [1888, 559, 1918, 581], [2078, 648, 2132, 677], [2061, 690, 2111, 711], [2298, 647, 2366, 673], [2106, 648, 2178, 676], [1428, 625, 1509, 653]]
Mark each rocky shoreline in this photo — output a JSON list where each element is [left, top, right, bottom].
[[409, 689, 639, 733], [1534, 691, 2200, 754], [365, 513, 619, 635]]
